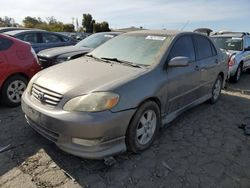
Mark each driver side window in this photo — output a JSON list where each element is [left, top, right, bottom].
[[168, 35, 195, 62]]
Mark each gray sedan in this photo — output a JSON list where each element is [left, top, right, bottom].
[[21, 30, 228, 159]]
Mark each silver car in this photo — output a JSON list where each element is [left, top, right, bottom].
[[211, 32, 250, 82], [22, 30, 228, 159]]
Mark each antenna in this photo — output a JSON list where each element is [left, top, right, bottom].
[[180, 20, 190, 31]]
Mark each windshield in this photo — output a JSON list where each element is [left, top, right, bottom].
[[212, 37, 243, 51], [75, 33, 116, 48], [89, 34, 172, 66]]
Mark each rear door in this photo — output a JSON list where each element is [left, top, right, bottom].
[[193, 35, 218, 97], [0, 36, 13, 85], [166, 35, 201, 113], [16, 32, 40, 53]]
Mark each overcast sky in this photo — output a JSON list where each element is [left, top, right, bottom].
[[1, 0, 249, 31]]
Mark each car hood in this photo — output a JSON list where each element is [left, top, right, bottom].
[[34, 57, 146, 96], [38, 46, 92, 58]]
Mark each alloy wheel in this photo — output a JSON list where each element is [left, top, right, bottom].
[[7, 80, 26, 103]]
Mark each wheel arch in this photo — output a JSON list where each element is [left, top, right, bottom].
[[0, 72, 29, 91]]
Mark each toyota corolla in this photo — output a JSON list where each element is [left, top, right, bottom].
[[22, 30, 228, 159]]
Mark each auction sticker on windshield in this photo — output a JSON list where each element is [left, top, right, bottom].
[[104, 35, 115, 38], [146, 36, 166, 41]]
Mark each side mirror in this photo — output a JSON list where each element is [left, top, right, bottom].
[[168, 56, 190, 67]]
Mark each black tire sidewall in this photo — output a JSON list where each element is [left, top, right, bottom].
[[126, 101, 160, 153], [1, 75, 28, 107]]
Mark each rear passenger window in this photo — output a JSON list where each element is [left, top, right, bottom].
[[0, 37, 13, 51], [194, 35, 214, 59], [17, 33, 38, 44], [168, 35, 195, 61]]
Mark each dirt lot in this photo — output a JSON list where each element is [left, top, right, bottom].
[[1, 74, 250, 188]]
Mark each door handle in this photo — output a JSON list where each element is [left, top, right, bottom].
[[194, 65, 200, 71], [215, 59, 219, 64]]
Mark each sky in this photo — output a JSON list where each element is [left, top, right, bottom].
[[1, 0, 250, 31]]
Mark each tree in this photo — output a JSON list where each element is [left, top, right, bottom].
[[0, 16, 17, 27], [82, 14, 94, 33], [63, 24, 75, 32], [23, 16, 42, 28], [22, 16, 75, 32], [93, 21, 110, 33]]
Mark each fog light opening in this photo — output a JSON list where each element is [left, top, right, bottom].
[[72, 138, 101, 147]]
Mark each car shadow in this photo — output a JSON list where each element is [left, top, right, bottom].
[[1, 75, 250, 187]]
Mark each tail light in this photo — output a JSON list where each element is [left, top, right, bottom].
[[228, 55, 235, 67], [31, 47, 39, 64]]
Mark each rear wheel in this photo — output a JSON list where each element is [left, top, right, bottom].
[[125, 101, 160, 153], [210, 75, 222, 104], [1, 75, 28, 107]]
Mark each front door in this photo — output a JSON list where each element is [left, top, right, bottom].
[[166, 35, 200, 113], [193, 35, 219, 96]]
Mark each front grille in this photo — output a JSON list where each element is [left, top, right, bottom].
[[31, 84, 63, 107]]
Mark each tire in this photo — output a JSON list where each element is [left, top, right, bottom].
[[209, 75, 222, 104], [0, 75, 28, 107], [125, 101, 160, 153], [231, 64, 242, 83]]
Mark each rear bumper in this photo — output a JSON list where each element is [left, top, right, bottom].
[[22, 91, 136, 159]]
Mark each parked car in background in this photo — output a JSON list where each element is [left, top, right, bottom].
[[37, 32, 121, 68], [4, 30, 77, 53], [0, 27, 34, 33], [0, 34, 41, 107], [57, 32, 91, 41], [22, 30, 228, 159], [211, 32, 250, 82], [194, 28, 213, 36]]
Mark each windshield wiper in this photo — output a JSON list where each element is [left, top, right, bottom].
[[86, 54, 111, 63], [100, 57, 144, 68]]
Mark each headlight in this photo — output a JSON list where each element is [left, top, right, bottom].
[[63, 92, 119, 112], [56, 57, 71, 63]]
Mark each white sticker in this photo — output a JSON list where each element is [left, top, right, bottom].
[[231, 37, 242, 40], [104, 35, 114, 38], [146, 36, 166, 41]]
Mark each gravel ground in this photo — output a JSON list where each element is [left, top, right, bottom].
[[0, 74, 250, 188]]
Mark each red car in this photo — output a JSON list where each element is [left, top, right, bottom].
[[0, 34, 41, 107]]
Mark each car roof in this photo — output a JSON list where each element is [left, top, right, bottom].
[[4, 29, 50, 36], [211, 32, 249, 38]]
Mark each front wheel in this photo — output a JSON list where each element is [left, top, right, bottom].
[[125, 101, 160, 153], [209, 75, 222, 104], [1, 75, 28, 107]]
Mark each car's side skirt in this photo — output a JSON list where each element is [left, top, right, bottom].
[[162, 94, 212, 126]]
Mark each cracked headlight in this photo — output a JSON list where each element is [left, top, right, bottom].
[[63, 92, 119, 112]]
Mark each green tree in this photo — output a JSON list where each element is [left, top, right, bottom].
[[93, 21, 110, 33], [63, 24, 75, 32], [23, 16, 43, 28], [82, 14, 94, 33]]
